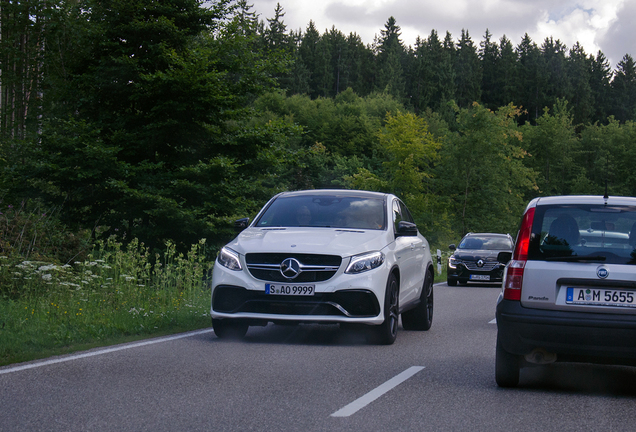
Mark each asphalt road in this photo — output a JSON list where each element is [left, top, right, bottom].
[[3, 282, 636, 431]]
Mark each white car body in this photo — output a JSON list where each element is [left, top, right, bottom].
[[210, 189, 434, 343]]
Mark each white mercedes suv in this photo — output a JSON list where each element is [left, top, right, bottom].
[[211, 189, 435, 344], [496, 195, 636, 387]]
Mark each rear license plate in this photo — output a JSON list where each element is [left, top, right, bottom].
[[470, 274, 490, 281], [265, 283, 315, 296], [566, 287, 636, 308]]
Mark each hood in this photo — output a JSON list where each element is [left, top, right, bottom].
[[226, 227, 391, 257]]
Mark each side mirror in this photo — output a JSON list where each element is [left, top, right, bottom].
[[396, 221, 418, 236], [449, 244, 456, 251], [234, 217, 250, 232], [497, 251, 512, 264]]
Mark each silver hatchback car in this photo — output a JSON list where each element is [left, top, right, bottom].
[[496, 195, 636, 387]]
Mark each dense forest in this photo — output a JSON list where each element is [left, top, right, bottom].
[[1, 0, 635, 260]]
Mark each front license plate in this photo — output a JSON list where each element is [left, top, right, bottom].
[[470, 274, 490, 281], [265, 283, 315, 296], [566, 287, 636, 308]]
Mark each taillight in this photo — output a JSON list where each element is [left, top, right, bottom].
[[504, 260, 525, 300], [504, 207, 535, 301]]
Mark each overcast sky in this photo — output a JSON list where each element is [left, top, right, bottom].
[[250, 0, 635, 70]]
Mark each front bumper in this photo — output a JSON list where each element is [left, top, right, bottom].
[[210, 261, 388, 325], [496, 299, 636, 364], [447, 264, 505, 283]]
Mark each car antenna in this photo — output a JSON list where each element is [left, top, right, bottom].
[[603, 179, 609, 202]]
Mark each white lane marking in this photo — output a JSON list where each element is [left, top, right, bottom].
[[489, 318, 497, 324], [0, 328, 215, 375], [331, 366, 425, 417]]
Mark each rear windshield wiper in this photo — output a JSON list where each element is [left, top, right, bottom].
[[544, 255, 607, 262]]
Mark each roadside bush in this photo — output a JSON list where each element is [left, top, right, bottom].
[[0, 200, 92, 264]]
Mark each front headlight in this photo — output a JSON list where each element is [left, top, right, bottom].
[[345, 251, 385, 274], [217, 247, 242, 271], [448, 256, 460, 269]]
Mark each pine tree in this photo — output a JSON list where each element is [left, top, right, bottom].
[[455, 29, 482, 108], [495, 35, 518, 108], [298, 21, 324, 97], [567, 42, 594, 125], [264, 3, 288, 51], [411, 30, 455, 112], [375, 16, 406, 100], [540, 37, 570, 113], [516, 33, 543, 123], [479, 29, 499, 110], [324, 27, 349, 96], [589, 51, 613, 123], [611, 54, 636, 122], [346, 32, 375, 96]]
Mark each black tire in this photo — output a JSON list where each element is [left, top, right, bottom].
[[373, 273, 399, 345], [447, 278, 457, 286], [402, 269, 434, 331], [212, 319, 249, 340], [495, 334, 520, 387]]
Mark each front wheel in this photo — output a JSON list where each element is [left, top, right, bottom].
[[447, 278, 457, 286], [373, 273, 399, 345], [495, 334, 520, 387], [402, 270, 433, 331], [212, 319, 249, 340]]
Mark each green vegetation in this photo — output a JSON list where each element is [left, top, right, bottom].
[[0, 234, 211, 366], [1, 1, 635, 364]]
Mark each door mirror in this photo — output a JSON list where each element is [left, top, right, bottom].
[[234, 217, 250, 232], [396, 221, 418, 236], [497, 251, 512, 264], [449, 244, 456, 251]]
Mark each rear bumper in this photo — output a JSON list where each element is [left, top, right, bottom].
[[496, 299, 636, 364]]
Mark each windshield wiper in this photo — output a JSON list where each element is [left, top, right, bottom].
[[545, 255, 607, 262]]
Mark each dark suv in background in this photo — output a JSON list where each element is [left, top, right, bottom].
[[447, 233, 514, 286]]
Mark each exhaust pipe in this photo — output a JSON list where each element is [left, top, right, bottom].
[[524, 348, 557, 364]]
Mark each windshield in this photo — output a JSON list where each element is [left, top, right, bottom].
[[255, 194, 386, 230], [528, 204, 636, 264], [459, 236, 512, 250]]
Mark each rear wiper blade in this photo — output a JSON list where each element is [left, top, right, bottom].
[[545, 255, 607, 262]]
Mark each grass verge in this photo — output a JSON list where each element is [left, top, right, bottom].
[[0, 238, 212, 367]]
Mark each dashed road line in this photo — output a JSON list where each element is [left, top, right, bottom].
[[331, 366, 425, 417]]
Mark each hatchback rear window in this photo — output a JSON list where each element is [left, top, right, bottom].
[[528, 204, 636, 264]]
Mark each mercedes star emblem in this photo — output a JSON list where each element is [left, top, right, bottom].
[[280, 258, 301, 279]]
